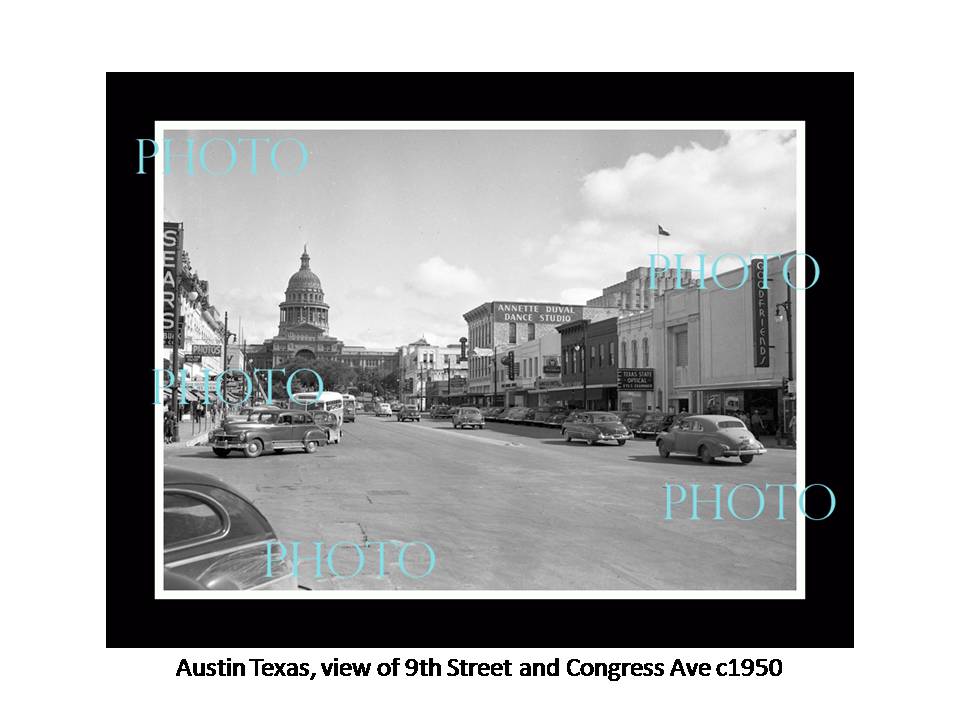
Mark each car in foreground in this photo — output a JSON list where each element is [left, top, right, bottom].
[[451, 406, 485, 429], [375, 403, 393, 416], [561, 411, 632, 446], [208, 409, 327, 458], [164, 466, 298, 590], [397, 405, 421, 422], [655, 414, 766, 464]]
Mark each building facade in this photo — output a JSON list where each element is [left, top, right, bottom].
[[399, 339, 468, 409], [498, 331, 562, 408], [462, 301, 618, 406]]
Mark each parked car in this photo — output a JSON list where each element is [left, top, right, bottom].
[[398, 405, 421, 422], [656, 414, 766, 464], [362, 402, 376, 413], [615, 411, 648, 437], [482, 406, 506, 420], [208, 409, 327, 458], [429, 404, 451, 419], [164, 466, 298, 590], [451, 406, 485, 429], [502, 407, 528, 423], [561, 411, 632, 446], [519, 408, 538, 424], [376, 403, 393, 416], [545, 409, 571, 427], [390, 402, 403, 413], [637, 411, 675, 438], [532, 408, 555, 425]]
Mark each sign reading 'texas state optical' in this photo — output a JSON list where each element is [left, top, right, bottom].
[[492, 302, 584, 324]]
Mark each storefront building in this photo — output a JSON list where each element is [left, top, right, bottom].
[[496, 331, 562, 407], [462, 300, 618, 406], [613, 252, 798, 436], [530, 317, 621, 411], [399, 339, 468, 410]]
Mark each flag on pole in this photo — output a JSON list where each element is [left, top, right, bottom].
[[658, 225, 670, 236]]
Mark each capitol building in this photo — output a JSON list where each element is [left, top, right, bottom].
[[245, 247, 398, 376]]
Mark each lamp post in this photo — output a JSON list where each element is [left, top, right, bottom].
[[573, 342, 587, 410], [775, 286, 794, 443], [221, 310, 237, 410]]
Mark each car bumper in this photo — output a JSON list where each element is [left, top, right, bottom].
[[211, 439, 246, 450], [720, 448, 767, 457], [598, 434, 632, 442]]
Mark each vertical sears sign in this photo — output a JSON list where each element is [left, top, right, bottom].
[[751, 258, 769, 367], [163, 222, 183, 348]]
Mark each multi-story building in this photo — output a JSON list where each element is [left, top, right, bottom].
[[398, 339, 468, 409], [587, 265, 692, 311], [534, 316, 621, 411], [496, 330, 562, 408], [462, 301, 618, 406]]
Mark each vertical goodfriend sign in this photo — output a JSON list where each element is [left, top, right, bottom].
[[751, 258, 769, 367]]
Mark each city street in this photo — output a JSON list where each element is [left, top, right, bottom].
[[164, 414, 797, 591]]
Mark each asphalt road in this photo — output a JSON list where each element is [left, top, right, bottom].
[[164, 414, 797, 591]]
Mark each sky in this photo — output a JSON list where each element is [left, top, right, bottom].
[[163, 128, 796, 349]]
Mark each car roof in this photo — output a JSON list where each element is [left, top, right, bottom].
[[687, 414, 739, 422]]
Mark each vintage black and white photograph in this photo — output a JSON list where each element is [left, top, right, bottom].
[[158, 123, 804, 595]]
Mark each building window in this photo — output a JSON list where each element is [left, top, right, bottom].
[[598, 343, 604, 368], [631, 340, 638, 368], [527, 322, 535, 341], [621, 341, 627, 368], [642, 337, 649, 367], [590, 345, 596, 368], [534, 357, 538, 377], [610, 341, 616, 366], [675, 330, 688, 367], [509, 322, 517, 344], [563, 349, 568, 375]]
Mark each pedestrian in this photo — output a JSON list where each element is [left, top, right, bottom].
[[750, 409, 762, 437]]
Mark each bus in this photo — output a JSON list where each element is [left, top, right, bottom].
[[290, 391, 344, 427], [341, 393, 357, 422]]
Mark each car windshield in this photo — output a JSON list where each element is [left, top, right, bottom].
[[718, 420, 746, 429], [462, 408, 481, 415], [588, 413, 620, 423]]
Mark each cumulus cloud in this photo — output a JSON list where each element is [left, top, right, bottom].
[[542, 130, 796, 285], [412, 256, 487, 298]]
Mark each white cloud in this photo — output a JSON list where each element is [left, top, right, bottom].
[[541, 130, 796, 286], [371, 285, 393, 299], [412, 256, 487, 298]]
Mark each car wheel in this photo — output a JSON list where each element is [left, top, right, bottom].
[[740, 455, 754, 464], [273, 449, 285, 454], [305, 440, 318, 453], [213, 448, 230, 457], [699, 445, 714, 464], [563, 431, 571, 442], [617, 439, 626, 446], [658, 443, 670, 458], [243, 439, 263, 458], [588, 438, 597, 446]]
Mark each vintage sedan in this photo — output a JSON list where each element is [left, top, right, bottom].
[[615, 411, 649, 437], [637, 411, 676, 438], [561, 411, 632, 446], [164, 467, 298, 590], [656, 414, 766, 464], [208, 409, 327, 458], [310, 409, 342, 444], [397, 404, 421, 422], [451, 406, 485, 429]]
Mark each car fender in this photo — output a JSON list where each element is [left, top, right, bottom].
[[304, 429, 327, 445]]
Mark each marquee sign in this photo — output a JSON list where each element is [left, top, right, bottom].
[[617, 368, 654, 390]]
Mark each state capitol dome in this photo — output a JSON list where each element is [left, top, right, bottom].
[[278, 245, 329, 334], [287, 246, 323, 293]]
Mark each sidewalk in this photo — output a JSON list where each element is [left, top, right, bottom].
[[165, 416, 215, 448]]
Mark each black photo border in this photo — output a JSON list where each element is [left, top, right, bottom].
[[107, 72, 853, 648]]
